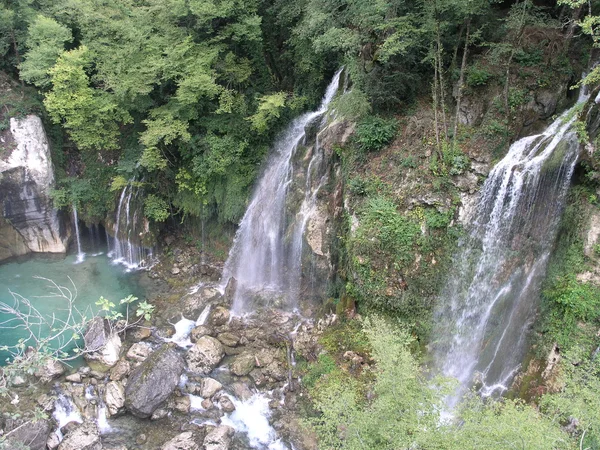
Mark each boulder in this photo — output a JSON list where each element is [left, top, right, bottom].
[[230, 352, 256, 377], [126, 342, 152, 362], [3, 418, 51, 450], [58, 421, 101, 450], [200, 377, 223, 398], [217, 332, 240, 347], [218, 395, 235, 413], [209, 306, 230, 327], [83, 317, 121, 368], [34, 357, 65, 382], [162, 431, 201, 450], [203, 425, 234, 450], [109, 359, 130, 381], [104, 381, 125, 416], [190, 325, 212, 343], [125, 344, 184, 418], [186, 336, 224, 375]]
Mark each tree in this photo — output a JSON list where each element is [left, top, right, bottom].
[[19, 14, 72, 88], [43, 46, 131, 151]]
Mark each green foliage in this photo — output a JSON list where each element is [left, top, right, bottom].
[[247, 92, 287, 133], [144, 194, 170, 222], [353, 196, 419, 265], [466, 65, 492, 87], [329, 89, 371, 121], [354, 116, 397, 153], [541, 350, 600, 449], [19, 15, 72, 88], [44, 46, 131, 151], [302, 353, 337, 389]]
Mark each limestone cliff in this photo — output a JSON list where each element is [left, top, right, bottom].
[[0, 115, 68, 261]]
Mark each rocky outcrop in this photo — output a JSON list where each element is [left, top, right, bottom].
[[203, 425, 234, 450], [124, 344, 184, 418], [162, 431, 201, 450], [1, 418, 51, 450], [0, 115, 67, 262]]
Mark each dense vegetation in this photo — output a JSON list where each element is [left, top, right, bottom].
[[2, 0, 600, 448]]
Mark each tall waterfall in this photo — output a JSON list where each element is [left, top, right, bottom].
[[222, 69, 343, 314], [107, 182, 152, 271], [72, 204, 85, 264], [432, 92, 588, 409]]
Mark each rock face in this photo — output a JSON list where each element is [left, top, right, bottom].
[[186, 336, 224, 374], [124, 344, 184, 418], [162, 431, 201, 450], [0, 115, 68, 261]]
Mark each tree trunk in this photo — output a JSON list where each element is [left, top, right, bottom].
[[453, 19, 471, 147]]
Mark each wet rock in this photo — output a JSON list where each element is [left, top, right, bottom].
[[186, 336, 224, 375], [190, 325, 212, 343], [201, 398, 213, 410], [151, 408, 169, 420], [224, 277, 237, 304], [209, 306, 230, 327], [47, 432, 61, 449], [217, 332, 240, 347], [125, 344, 184, 418], [162, 431, 200, 450], [84, 317, 122, 368], [65, 373, 82, 383], [109, 359, 130, 381], [3, 418, 51, 450], [35, 357, 65, 382], [231, 382, 254, 401], [230, 352, 256, 376], [129, 325, 152, 341], [203, 425, 234, 450], [58, 421, 101, 450], [200, 377, 223, 398], [218, 395, 235, 413], [173, 395, 191, 413], [104, 381, 125, 416], [126, 342, 152, 362]]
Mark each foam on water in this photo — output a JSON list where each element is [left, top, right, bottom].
[[221, 394, 288, 449]]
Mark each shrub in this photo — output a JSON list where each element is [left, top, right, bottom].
[[466, 66, 492, 87], [354, 116, 398, 152]]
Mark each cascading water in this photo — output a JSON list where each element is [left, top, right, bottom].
[[432, 90, 589, 409], [107, 181, 153, 271], [221, 69, 343, 314], [72, 204, 85, 264]]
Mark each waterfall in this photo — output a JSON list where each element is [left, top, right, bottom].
[[222, 69, 343, 314], [432, 91, 588, 409], [72, 204, 85, 264], [107, 181, 152, 271]]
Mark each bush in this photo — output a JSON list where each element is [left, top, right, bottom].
[[466, 66, 492, 87], [354, 116, 398, 152]]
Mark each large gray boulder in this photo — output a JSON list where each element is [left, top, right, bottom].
[[186, 336, 224, 375], [124, 344, 184, 418], [57, 421, 101, 450]]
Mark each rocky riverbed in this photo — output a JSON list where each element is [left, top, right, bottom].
[[0, 259, 335, 450]]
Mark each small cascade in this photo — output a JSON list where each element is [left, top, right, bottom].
[[72, 204, 85, 264], [107, 181, 153, 271], [432, 90, 589, 409], [222, 69, 343, 314], [52, 392, 83, 441]]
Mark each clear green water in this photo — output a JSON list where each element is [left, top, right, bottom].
[[0, 252, 144, 363]]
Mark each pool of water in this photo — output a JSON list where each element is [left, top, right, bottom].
[[0, 250, 145, 364]]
